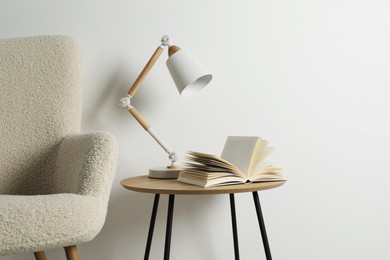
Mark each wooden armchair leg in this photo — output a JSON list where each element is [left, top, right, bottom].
[[34, 251, 47, 260], [64, 245, 80, 260]]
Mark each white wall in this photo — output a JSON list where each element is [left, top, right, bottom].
[[2, 0, 390, 259]]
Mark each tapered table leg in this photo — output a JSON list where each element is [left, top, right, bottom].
[[230, 193, 240, 260], [34, 251, 46, 260], [164, 194, 175, 260], [253, 191, 272, 260], [64, 246, 79, 260], [144, 194, 160, 260]]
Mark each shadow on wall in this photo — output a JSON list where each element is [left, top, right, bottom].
[[81, 189, 224, 260], [82, 62, 152, 131], [81, 190, 153, 259]]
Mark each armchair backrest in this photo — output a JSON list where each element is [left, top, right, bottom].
[[0, 35, 82, 195]]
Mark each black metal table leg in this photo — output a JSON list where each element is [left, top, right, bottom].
[[253, 191, 272, 260], [144, 194, 160, 260], [164, 194, 175, 260], [229, 193, 240, 260]]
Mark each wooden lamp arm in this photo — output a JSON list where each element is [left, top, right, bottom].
[[128, 106, 178, 166], [128, 107, 150, 130], [118, 36, 178, 166], [128, 46, 164, 97]]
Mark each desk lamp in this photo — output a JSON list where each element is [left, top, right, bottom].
[[119, 35, 212, 178]]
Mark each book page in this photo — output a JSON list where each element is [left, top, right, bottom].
[[186, 151, 245, 178], [248, 139, 268, 174], [221, 136, 260, 177], [252, 146, 274, 169], [249, 161, 286, 182], [177, 173, 246, 187]]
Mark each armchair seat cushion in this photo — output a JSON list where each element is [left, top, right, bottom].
[[0, 194, 106, 255]]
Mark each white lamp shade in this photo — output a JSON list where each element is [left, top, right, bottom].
[[166, 49, 212, 97]]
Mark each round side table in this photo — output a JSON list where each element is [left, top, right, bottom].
[[121, 176, 286, 260]]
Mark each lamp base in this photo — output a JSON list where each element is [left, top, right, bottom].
[[149, 166, 182, 179]]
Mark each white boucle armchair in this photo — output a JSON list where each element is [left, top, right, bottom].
[[0, 35, 118, 259]]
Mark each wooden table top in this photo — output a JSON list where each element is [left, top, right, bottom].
[[120, 175, 286, 195]]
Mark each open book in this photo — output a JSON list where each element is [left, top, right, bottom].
[[177, 136, 287, 187]]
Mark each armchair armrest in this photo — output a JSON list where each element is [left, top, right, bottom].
[[54, 132, 118, 201]]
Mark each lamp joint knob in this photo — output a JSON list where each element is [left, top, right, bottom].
[[160, 35, 172, 47], [118, 95, 132, 110], [168, 151, 178, 164]]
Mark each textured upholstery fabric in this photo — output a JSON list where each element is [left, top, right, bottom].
[[0, 35, 117, 255], [54, 132, 117, 201], [0, 194, 106, 255], [0, 35, 82, 195]]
